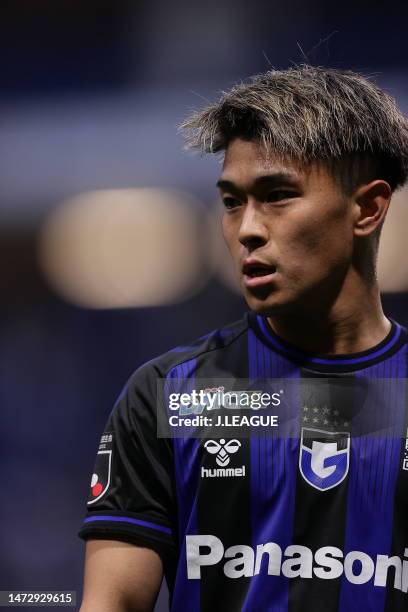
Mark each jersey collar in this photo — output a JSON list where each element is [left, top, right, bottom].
[[251, 312, 406, 372]]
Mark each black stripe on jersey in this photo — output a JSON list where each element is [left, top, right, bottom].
[[288, 371, 355, 612], [196, 333, 252, 612]]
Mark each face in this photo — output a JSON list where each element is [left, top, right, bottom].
[[218, 138, 357, 316]]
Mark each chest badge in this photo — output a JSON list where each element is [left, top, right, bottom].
[[299, 428, 350, 491]]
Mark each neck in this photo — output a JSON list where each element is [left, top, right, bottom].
[[266, 279, 390, 356]]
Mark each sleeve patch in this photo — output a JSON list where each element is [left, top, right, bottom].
[[87, 433, 113, 505]]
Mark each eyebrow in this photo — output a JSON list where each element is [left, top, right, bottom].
[[216, 172, 300, 191]]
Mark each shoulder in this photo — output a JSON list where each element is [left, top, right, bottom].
[[123, 312, 251, 395]]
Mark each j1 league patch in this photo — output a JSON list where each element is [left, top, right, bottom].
[[87, 433, 113, 505]]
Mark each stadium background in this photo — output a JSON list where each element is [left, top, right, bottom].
[[1, 1, 408, 610]]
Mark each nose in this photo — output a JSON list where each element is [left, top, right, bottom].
[[238, 202, 268, 251]]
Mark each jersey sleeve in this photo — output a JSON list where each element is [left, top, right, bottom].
[[78, 362, 177, 563]]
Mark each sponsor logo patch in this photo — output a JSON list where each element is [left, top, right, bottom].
[[204, 438, 241, 466], [202, 438, 245, 478], [185, 534, 408, 593]]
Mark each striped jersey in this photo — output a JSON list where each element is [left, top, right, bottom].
[[79, 311, 408, 612]]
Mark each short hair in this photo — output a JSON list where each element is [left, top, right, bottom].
[[180, 65, 408, 194]]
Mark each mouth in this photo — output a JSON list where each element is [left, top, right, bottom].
[[242, 261, 277, 288]]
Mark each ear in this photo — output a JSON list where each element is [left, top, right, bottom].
[[353, 180, 392, 237]]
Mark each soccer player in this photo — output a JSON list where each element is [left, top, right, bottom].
[[79, 66, 408, 611]]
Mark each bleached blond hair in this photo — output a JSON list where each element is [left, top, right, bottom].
[[180, 65, 408, 194]]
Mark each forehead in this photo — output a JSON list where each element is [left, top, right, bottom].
[[219, 138, 336, 192], [221, 138, 304, 181]]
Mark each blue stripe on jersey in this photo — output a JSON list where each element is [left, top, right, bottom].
[[242, 328, 301, 611], [83, 515, 172, 534], [338, 345, 407, 611], [257, 315, 402, 366], [166, 360, 201, 612]]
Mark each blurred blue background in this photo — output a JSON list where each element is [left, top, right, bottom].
[[1, 1, 408, 610]]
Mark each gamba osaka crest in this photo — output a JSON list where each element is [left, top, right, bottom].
[[87, 433, 113, 505], [299, 428, 350, 491]]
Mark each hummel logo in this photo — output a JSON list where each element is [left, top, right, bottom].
[[204, 439, 241, 466]]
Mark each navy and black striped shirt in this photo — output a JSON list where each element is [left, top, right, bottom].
[[79, 311, 408, 611]]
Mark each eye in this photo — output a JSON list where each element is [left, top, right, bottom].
[[266, 190, 296, 203], [222, 196, 241, 210]]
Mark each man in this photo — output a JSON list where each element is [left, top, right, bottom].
[[79, 66, 408, 611]]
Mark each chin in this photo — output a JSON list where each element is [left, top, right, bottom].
[[245, 296, 290, 317], [244, 289, 299, 317]]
